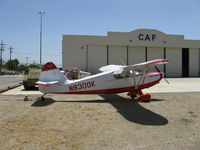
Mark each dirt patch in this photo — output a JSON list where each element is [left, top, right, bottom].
[[0, 93, 200, 150]]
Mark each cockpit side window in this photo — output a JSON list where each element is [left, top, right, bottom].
[[113, 70, 132, 79]]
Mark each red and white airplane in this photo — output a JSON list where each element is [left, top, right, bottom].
[[36, 59, 169, 101]]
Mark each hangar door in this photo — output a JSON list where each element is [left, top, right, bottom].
[[108, 46, 127, 65], [189, 48, 200, 77], [128, 47, 145, 65], [147, 47, 164, 72], [88, 45, 107, 73], [166, 48, 182, 77]]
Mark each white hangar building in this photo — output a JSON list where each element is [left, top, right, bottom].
[[62, 29, 200, 77]]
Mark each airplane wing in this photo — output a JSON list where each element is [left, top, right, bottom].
[[114, 59, 169, 74], [99, 59, 169, 77], [124, 59, 169, 70], [112, 59, 169, 90], [113, 59, 169, 79], [99, 65, 123, 72]]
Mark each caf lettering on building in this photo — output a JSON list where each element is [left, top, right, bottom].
[[62, 29, 200, 77]]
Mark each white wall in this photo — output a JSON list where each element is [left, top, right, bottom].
[[62, 38, 86, 71], [108, 46, 127, 65], [189, 48, 200, 77], [63, 29, 200, 77], [166, 48, 182, 77], [88, 45, 107, 73]]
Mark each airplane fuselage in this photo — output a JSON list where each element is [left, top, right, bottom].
[[38, 71, 162, 94]]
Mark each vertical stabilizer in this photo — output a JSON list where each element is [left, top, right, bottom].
[[39, 62, 68, 84]]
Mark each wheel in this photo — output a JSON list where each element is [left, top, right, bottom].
[[138, 94, 151, 102], [131, 94, 136, 99], [23, 83, 30, 90]]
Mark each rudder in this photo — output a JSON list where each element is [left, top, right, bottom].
[[39, 62, 67, 83]]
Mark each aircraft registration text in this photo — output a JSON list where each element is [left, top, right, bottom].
[[69, 81, 96, 92]]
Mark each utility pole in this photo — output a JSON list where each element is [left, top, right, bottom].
[[8, 46, 14, 61], [25, 57, 29, 66], [8, 46, 14, 75], [38, 11, 45, 67], [0, 40, 5, 73]]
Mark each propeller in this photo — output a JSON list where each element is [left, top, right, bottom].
[[154, 65, 169, 84]]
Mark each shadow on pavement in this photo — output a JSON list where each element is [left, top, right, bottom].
[[31, 94, 168, 126]]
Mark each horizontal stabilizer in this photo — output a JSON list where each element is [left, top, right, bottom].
[[36, 81, 59, 87]]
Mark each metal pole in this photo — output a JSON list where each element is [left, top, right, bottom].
[[0, 40, 5, 73], [8, 46, 14, 75], [9, 46, 14, 61], [38, 12, 45, 66], [25, 57, 29, 66], [40, 14, 42, 66]]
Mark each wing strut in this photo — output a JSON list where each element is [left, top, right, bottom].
[[135, 67, 147, 90], [128, 67, 150, 101]]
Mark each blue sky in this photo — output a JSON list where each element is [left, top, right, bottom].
[[1, 0, 200, 67]]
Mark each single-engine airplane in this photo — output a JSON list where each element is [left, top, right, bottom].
[[36, 59, 169, 101]]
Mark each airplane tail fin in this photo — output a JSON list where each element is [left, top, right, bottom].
[[37, 62, 68, 87]]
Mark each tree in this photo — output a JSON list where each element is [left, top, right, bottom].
[[5, 59, 19, 71], [28, 64, 40, 69], [17, 64, 28, 72]]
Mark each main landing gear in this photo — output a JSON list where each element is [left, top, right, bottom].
[[41, 94, 46, 101], [127, 89, 151, 102]]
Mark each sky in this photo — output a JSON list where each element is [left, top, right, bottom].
[[1, 0, 200, 67]]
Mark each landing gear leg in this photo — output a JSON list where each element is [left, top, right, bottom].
[[131, 94, 136, 99], [127, 91, 136, 99], [127, 90, 137, 100], [41, 94, 46, 101]]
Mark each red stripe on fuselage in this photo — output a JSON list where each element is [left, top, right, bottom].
[[37, 83, 51, 87]]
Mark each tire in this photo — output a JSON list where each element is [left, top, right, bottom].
[[23, 82, 30, 90]]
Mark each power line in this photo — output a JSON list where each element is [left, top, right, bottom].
[[0, 40, 6, 73], [14, 51, 61, 56]]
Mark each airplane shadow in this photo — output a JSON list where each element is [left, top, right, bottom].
[[99, 94, 168, 126], [31, 95, 168, 126], [32, 98, 55, 107]]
